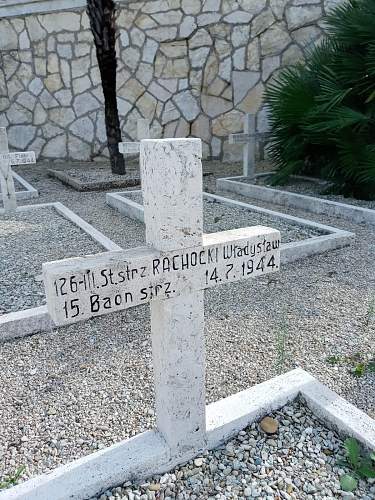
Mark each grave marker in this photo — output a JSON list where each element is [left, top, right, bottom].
[[43, 138, 280, 459], [0, 127, 36, 212], [229, 114, 256, 178], [119, 119, 151, 155]]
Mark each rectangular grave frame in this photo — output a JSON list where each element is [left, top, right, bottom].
[[48, 168, 140, 192], [106, 190, 355, 265], [217, 174, 375, 227], [0, 171, 38, 202], [1, 368, 374, 500], [0, 202, 122, 343]]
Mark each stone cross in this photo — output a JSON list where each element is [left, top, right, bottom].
[[43, 138, 280, 460], [0, 127, 36, 212], [119, 119, 151, 155], [229, 114, 256, 178]]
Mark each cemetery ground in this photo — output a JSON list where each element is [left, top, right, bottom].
[[0, 160, 374, 497]]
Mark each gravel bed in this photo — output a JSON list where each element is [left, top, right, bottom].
[[0, 206, 103, 314], [121, 191, 323, 243], [62, 167, 139, 184], [0, 161, 373, 487], [240, 176, 375, 210], [92, 399, 374, 500]]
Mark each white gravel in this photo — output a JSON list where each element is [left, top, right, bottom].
[[0, 161, 373, 489], [121, 191, 323, 243], [92, 399, 375, 500], [0, 207, 103, 314]]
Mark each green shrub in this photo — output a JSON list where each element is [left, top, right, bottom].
[[265, 0, 375, 200]]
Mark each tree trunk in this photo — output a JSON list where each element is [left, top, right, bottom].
[[87, 0, 125, 175]]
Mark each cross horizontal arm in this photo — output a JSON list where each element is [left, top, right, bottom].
[[119, 142, 140, 154], [43, 226, 281, 326], [229, 133, 253, 145], [0, 151, 36, 165]]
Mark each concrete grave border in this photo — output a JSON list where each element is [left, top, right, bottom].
[[1, 368, 374, 500], [217, 174, 375, 227], [106, 190, 355, 265], [0, 171, 38, 203], [0, 202, 122, 343], [48, 168, 140, 192]]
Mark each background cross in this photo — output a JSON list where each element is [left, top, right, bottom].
[[229, 114, 256, 178], [0, 127, 36, 212]]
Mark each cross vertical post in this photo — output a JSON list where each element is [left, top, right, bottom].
[[243, 113, 255, 179], [140, 139, 207, 459], [0, 127, 17, 212], [229, 114, 256, 179]]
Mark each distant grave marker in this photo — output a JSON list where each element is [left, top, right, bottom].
[[43, 138, 280, 458], [119, 119, 151, 155], [0, 127, 36, 212], [229, 113, 256, 178]]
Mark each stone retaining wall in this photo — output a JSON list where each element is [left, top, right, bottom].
[[0, 0, 341, 162]]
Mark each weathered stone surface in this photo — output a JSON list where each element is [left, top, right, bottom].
[[8, 125, 36, 149], [29, 78, 44, 96], [180, 16, 196, 38], [0, 20, 18, 50], [212, 110, 243, 136], [261, 24, 292, 56], [262, 55, 280, 81], [232, 25, 250, 48], [292, 25, 322, 47], [70, 116, 94, 142], [252, 9, 276, 37], [33, 103, 47, 125], [50, 108, 76, 128], [39, 12, 81, 33], [233, 71, 260, 105], [42, 133, 66, 157], [282, 44, 304, 66], [173, 91, 200, 121], [73, 93, 101, 117], [238, 82, 265, 113], [73, 75, 91, 95], [68, 135, 91, 160], [286, 5, 322, 30], [19, 30, 30, 50], [191, 114, 210, 142], [182, 0, 201, 15]]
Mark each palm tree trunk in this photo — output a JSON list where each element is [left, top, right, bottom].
[[87, 0, 125, 175]]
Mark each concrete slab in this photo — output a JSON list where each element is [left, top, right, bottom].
[[0, 202, 122, 342], [1, 369, 373, 500], [0, 171, 38, 203], [217, 175, 375, 227], [48, 169, 140, 192], [106, 191, 355, 265]]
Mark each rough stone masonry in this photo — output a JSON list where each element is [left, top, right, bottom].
[[0, 0, 342, 162]]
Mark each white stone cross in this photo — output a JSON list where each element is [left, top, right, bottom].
[[0, 127, 36, 212], [229, 113, 256, 178], [119, 119, 151, 155], [43, 138, 280, 460]]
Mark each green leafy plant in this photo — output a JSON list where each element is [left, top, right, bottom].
[[0, 466, 25, 490], [338, 437, 375, 491], [265, 0, 375, 200], [326, 355, 341, 365], [352, 362, 366, 377]]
